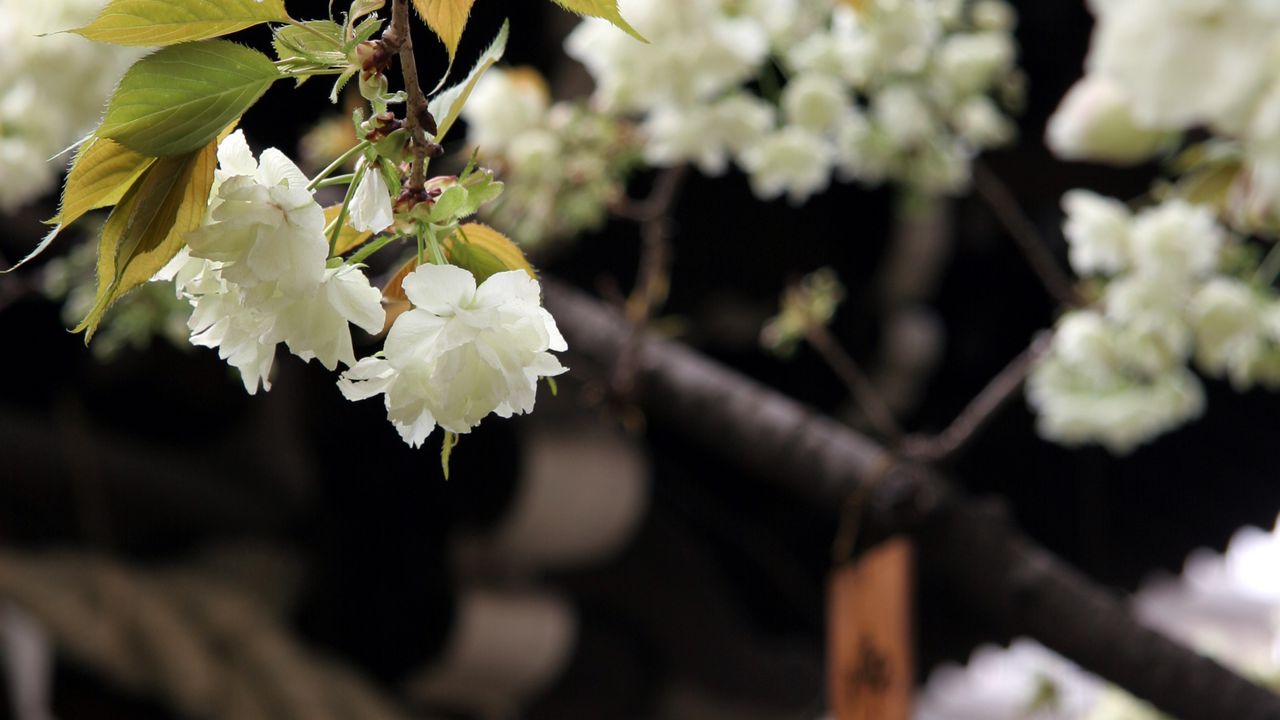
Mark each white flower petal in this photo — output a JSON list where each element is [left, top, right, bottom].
[[348, 163, 395, 233], [401, 263, 478, 314]]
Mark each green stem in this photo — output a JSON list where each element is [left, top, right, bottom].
[[308, 141, 372, 192], [327, 163, 368, 257], [314, 173, 357, 189], [347, 234, 398, 266], [1255, 241, 1280, 288], [426, 227, 448, 266]]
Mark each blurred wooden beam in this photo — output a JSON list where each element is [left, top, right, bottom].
[[544, 279, 1280, 720]]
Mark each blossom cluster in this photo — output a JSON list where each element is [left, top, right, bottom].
[[560, 0, 1021, 203], [151, 131, 567, 448], [162, 131, 387, 394], [1047, 0, 1280, 231], [460, 68, 641, 248], [912, 514, 1280, 719], [0, 0, 143, 213], [760, 267, 845, 358], [1028, 192, 1280, 454]]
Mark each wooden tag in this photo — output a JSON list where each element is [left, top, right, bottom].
[[827, 537, 914, 720]]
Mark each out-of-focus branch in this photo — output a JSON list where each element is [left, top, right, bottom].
[[972, 161, 1082, 308], [611, 165, 688, 397], [804, 323, 903, 445], [902, 334, 1050, 463], [544, 279, 1280, 720]]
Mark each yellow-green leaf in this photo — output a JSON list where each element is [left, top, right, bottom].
[[71, 0, 292, 46], [445, 222, 535, 282], [52, 138, 156, 230], [426, 20, 508, 144], [383, 257, 420, 303], [412, 0, 476, 62], [2, 138, 156, 274], [75, 138, 219, 341], [548, 0, 646, 42], [99, 41, 280, 156], [325, 205, 376, 256]]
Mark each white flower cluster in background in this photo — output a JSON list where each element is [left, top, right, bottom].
[[913, 638, 1103, 719], [563, 0, 1021, 203], [1047, 0, 1280, 230], [0, 0, 144, 213], [911, 515, 1280, 720], [1027, 191, 1280, 454], [162, 132, 386, 394], [460, 68, 640, 248]]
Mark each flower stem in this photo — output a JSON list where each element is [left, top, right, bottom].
[[326, 163, 368, 257], [314, 173, 357, 189], [347, 234, 397, 266], [308, 142, 371, 192], [426, 227, 448, 266]]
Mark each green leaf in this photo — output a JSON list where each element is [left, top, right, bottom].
[[444, 222, 535, 282], [548, 0, 646, 42], [412, 0, 476, 63], [274, 20, 345, 63], [71, 0, 292, 46], [99, 41, 280, 156], [3, 138, 156, 274], [53, 138, 156, 230], [347, 0, 386, 35], [75, 137, 219, 341], [426, 19, 508, 144]]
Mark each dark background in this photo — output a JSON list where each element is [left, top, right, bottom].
[[2, 1, 1278, 717]]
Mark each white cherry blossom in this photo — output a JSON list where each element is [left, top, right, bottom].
[[339, 264, 567, 447]]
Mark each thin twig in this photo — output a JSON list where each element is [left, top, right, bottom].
[[624, 165, 687, 322], [804, 324, 903, 445], [902, 334, 1050, 463], [384, 0, 429, 193], [611, 165, 687, 398], [972, 160, 1082, 308]]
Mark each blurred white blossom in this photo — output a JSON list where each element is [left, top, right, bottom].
[[914, 639, 1101, 720], [0, 0, 143, 212], [918, 515, 1280, 719], [462, 68, 640, 247], [561, 0, 1021, 202], [1027, 311, 1205, 455], [1046, 75, 1171, 165], [1127, 200, 1223, 282]]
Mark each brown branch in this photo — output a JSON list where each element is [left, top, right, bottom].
[[612, 165, 687, 397], [543, 279, 1280, 720], [972, 161, 1082, 308], [384, 0, 429, 193], [902, 334, 1050, 463], [804, 323, 903, 445]]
